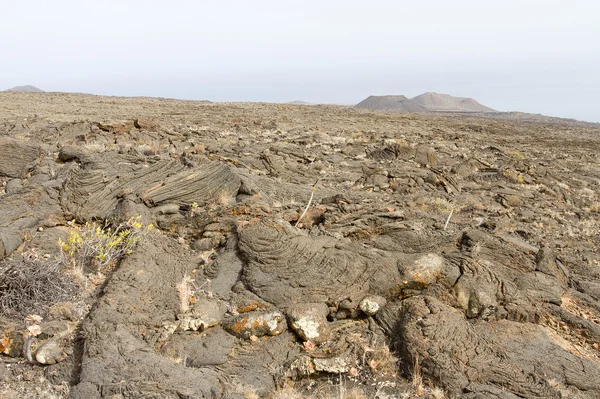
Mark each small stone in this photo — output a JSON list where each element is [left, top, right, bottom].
[[500, 194, 523, 207], [335, 309, 351, 320], [339, 299, 357, 311], [191, 237, 219, 252], [5, 179, 24, 194], [35, 340, 67, 365], [286, 303, 331, 344], [359, 295, 387, 316], [153, 203, 180, 215], [303, 341, 316, 352], [177, 298, 226, 332], [203, 223, 231, 233], [223, 311, 287, 339]]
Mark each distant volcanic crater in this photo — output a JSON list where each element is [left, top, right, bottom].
[[5, 85, 44, 93], [355, 95, 428, 112], [356, 92, 495, 113]]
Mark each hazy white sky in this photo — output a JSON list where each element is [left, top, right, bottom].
[[2, 0, 599, 122]]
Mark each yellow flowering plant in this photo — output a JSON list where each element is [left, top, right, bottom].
[[59, 216, 152, 273]]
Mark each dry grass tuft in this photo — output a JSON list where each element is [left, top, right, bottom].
[[411, 353, 426, 397]]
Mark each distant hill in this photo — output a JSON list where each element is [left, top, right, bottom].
[[5, 85, 44, 93], [355, 95, 428, 112], [412, 92, 495, 112], [355, 92, 495, 113], [286, 101, 313, 105]]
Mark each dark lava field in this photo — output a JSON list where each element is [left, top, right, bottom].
[[1, 92, 600, 398]]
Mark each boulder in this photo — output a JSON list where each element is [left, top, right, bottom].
[[0, 137, 40, 178]]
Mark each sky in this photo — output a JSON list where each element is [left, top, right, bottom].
[[2, 0, 600, 122]]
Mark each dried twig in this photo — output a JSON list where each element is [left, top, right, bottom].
[[0, 258, 77, 317], [444, 208, 454, 230], [295, 182, 318, 228]]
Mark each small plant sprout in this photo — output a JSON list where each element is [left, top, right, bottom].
[[189, 201, 199, 216]]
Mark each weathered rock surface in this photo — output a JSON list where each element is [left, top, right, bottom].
[[176, 297, 227, 332], [60, 152, 241, 221], [286, 303, 331, 343], [238, 218, 401, 308], [0, 137, 41, 178], [395, 296, 600, 398], [70, 236, 223, 398]]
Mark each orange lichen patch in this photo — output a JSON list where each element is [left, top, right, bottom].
[[224, 312, 286, 338], [227, 316, 250, 335], [410, 261, 443, 286], [238, 302, 266, 313], [0, 335, 13, 354], [230, 204, 252, 216]]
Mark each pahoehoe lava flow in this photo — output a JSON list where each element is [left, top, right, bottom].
[[1, 91, 600, 398]]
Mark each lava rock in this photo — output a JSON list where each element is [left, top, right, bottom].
[[286, 303, 331, 343], [4, 179, 23, 194], [35, 339, 68, 365], [191, 237, 219, 251], [399, 253, 445, 289], [359, 295, 388, 316], [223, 311, 287, 339], [177, 298, 227, 332]]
